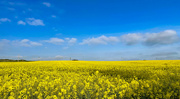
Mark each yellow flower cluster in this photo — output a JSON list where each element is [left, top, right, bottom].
[[0, 60, 180, 98]]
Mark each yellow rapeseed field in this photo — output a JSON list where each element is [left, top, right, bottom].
[[0, 60, 180, 99]]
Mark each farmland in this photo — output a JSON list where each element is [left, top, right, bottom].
[[0, 60, 180, 99]]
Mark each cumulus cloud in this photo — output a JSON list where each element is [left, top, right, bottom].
[[119, 30, 179, 46], [79, 30, 179, 46], [120, 33, 142, 45], [12, 39, 42, 47], [143, 30, 179, 46], [65, 38, 77, 45], [44, 38, 64, 45], [80, 35, 119, 45], [42, 2, 51, 7], [26, 18, 45, 26], [0, 18, 11, 22], [17, 20, 26, 25]]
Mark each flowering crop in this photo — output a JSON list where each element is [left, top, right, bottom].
[[0, 60, 180, 99]]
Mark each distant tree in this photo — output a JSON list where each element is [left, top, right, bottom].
[[0, 59, 28, 62], [72, 59, 78, 61]]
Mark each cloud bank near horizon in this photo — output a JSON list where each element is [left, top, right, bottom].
[[0, 29, 179, 61], [80, 30, 179, 46], [0, 30, 179, 49]]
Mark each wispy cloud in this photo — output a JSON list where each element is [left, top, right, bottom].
[[149, 51, 179, 60], [80, 35, 119, 45], [51, 15, 56, 18], [0, 18, 11, 22], [8, 2, 15, 5], [55, 55, 64, 59], [44, 38, 64, 45], [18, 18, 44, 26], [12, 39, 42, 47], [7, 7, 15, 11], [8, 2, 25, 6], [42, 2, 51, 7], [26, 18, 45, 26], [17, 20, 26, 25], [1, 39, 42, 49], [0, 39, 10, 50], [151, 52, 178, 57], [65, 38, 77, 45], [32, 55, 68, 60]]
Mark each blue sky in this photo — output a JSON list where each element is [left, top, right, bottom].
[[0, 0, 180, 60]]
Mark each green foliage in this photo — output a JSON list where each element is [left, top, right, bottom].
[[0, 59, 28, 62]]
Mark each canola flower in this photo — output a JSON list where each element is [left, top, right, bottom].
[[0, 60, 180, 98]]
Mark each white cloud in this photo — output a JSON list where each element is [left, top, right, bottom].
[[144, 30, 179, 46], [44, 38, 64, 45], [55, 55, 64, 59], [68, 38, 77, 44], [120, 33, 142, 45], [30, 41, 43, 46], [17, 20, 26, 25], [119, 30, 179, 46], [79, 30, 179, 46], [26, 18, 45, 26], [0, 18, 11, 22], [0, 39, 10, 49], [12, 39, 42, 47], [42, 2, 51, 7], [65, 38, 77, 45], [80, 35, 119, 45]]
